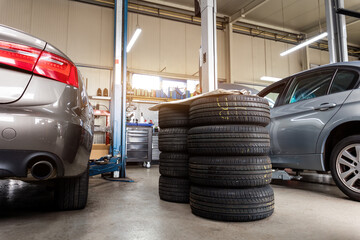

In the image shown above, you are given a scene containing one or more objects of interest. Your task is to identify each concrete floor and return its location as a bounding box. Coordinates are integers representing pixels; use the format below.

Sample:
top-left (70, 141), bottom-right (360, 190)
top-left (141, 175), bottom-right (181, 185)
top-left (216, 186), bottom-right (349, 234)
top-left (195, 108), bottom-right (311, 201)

top-left (0, 165), bottom-right (359, 240)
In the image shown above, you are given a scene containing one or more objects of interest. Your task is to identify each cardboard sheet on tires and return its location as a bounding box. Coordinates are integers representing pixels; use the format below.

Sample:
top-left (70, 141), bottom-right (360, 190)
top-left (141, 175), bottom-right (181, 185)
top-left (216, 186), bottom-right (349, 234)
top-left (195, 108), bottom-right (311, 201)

top-left (148, 89), bottom-right (251, 111)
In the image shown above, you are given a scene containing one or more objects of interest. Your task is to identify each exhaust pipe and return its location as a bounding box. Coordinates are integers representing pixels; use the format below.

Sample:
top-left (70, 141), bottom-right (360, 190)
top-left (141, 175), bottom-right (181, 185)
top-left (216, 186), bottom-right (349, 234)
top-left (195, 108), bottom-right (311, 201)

top-left (31, 161), bottom-right (54, 180)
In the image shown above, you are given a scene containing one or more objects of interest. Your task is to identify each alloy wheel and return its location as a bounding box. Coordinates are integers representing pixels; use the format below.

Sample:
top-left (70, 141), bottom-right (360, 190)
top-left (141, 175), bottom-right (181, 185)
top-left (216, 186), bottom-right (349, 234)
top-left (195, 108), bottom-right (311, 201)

top-left (336, 144), bottom-right (360, 193)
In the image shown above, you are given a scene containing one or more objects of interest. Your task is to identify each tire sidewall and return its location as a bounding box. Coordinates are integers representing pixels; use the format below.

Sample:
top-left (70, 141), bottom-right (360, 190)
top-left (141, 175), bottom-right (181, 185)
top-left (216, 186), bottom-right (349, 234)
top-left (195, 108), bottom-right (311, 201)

top-left (330, 135), bottom-right (360, 201)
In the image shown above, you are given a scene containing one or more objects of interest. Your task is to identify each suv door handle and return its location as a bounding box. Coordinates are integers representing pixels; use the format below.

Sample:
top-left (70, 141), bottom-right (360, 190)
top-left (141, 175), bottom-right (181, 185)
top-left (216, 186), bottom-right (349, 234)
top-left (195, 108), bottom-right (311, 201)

top-left (314, 103), bottom-right (337, 111)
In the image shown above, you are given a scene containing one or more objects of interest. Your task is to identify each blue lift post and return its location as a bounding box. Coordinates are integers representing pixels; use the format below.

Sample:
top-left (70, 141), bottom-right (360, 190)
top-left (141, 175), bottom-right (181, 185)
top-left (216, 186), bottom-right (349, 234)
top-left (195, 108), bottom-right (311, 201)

top-left (89, 0), bottom-right (132, 182)
top-left (120, 0), bottom-right (128, 178)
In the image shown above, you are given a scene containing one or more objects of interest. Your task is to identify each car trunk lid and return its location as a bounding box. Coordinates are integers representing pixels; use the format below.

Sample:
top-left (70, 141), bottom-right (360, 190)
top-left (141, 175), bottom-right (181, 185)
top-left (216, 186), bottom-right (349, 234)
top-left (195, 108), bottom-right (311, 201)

top-left (0, 25), bottom-right (46, 103)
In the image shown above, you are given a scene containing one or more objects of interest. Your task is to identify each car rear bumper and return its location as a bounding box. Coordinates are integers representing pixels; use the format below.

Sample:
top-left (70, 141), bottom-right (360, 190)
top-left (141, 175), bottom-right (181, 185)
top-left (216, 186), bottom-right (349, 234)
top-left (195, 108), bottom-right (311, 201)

top-left (0, 77), bottom-right (93, 179)
top-left (0, 108), bottom-right (92, 178)
top-left (0, 150), bottom-right (64, 178)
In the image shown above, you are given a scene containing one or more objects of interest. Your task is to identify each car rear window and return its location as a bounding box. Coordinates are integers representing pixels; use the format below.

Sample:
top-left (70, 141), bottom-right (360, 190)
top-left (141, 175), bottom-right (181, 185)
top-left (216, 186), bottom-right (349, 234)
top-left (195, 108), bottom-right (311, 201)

top-left (329, 70), bottom-right (359, 94)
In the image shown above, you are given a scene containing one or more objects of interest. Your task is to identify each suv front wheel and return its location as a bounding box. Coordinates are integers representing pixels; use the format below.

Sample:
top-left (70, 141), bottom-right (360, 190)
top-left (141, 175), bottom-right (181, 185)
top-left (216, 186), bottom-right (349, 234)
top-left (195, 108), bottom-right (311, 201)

top-left (330, 135), bottom-right (360, 201)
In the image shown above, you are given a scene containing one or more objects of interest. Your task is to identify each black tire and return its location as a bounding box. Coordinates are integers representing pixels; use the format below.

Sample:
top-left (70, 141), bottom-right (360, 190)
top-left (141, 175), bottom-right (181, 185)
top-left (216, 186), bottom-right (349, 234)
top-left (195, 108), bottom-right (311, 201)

top-left (188, 125), bottom-right (270, 156)
top-left (160, 152), bottom-right (189, 178)
top-left (190, 185), bottom-right (274, 222)
top-left (189, 156), bottom-right (272, 187)
top-left (159, 176), bottom-right (190, 203)
top-left (159, 128), bottom-right (188, 152)
top-left (54, 167), bottom-right (89, 210)
top-left (159, 105), bottom-right (189, 128)
top-left (189, 95), bottom-right (270, 127)
top-left (330, 135), bottom-right (360, 201)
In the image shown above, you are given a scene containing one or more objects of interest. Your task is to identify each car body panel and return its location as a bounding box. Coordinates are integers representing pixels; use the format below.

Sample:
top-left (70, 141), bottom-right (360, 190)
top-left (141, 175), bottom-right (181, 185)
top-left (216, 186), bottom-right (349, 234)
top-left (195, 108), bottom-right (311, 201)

top-left (0, 24), bottom-right (46, 50)
top-left (10, 75), bottom-right (66, 106)
top-left (0, 25), bottom-right (47, 104)
top-left (317, 88), bottom-right (360, 155)
top-left (269, 154), bottom-right (324, 171)
top-left (0, 25), bottom-right (93, 179)
top-left (269, 90), bottom-right (352, 155)
top-left (258, 61), bottom-right (360, 172)
top-left (0, 69), bottom-right (34, 103)
top-left (0, 75), bottom-right (93, 177)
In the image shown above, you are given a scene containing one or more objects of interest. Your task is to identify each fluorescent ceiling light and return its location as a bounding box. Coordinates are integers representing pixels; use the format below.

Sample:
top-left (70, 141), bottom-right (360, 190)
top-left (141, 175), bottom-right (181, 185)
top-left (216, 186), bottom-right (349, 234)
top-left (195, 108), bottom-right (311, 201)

top-left (260, 76), bottom-right (282, 82)
top-left (280, 32), bottom-right (328, 56)
top-left (127, 28), bottom-right (142, 53)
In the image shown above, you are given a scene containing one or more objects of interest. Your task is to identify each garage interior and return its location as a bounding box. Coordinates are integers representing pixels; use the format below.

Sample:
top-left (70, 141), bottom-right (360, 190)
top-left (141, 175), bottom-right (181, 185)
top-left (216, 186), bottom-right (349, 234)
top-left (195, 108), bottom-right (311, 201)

top-left (1, 0), bottom-right (360, 239)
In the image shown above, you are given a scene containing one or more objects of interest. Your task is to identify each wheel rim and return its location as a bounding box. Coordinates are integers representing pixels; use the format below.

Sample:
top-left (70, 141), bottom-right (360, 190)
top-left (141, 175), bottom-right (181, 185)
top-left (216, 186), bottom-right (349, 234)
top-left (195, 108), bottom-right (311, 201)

top-left (336, 144), bottom-right (360, 193)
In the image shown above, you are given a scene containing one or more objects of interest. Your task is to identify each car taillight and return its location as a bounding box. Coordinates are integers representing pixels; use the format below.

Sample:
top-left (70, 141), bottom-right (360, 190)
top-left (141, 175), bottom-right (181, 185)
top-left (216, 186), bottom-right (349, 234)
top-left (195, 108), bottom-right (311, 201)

top-left (0, 40), bottom-right (42, 71)
top-left (0, 40), bottom-right (78, 88)
top-left (34, 51), bottom-right (78, 88)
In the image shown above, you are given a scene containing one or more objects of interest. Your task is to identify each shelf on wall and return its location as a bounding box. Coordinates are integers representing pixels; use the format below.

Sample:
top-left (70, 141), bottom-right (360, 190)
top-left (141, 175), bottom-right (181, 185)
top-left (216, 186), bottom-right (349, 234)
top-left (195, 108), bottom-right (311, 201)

top-left (89, 95), bottom-right (183, 104)
top-left (126, 95), bottom-right (179, 103)
top-left (89, 96), bottom-right (111, 101)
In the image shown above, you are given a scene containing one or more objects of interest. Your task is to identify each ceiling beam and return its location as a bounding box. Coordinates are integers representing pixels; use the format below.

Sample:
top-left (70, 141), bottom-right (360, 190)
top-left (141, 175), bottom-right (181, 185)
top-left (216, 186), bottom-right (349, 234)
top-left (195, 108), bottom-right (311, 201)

top-left (237, 18), bottom-right (302, 35)
top-left (229, 0), bottom-right (269, 24)
top-left (72, 0), bottom-right (114, 8)
top-left (139, 0), bottom-right (195, 12)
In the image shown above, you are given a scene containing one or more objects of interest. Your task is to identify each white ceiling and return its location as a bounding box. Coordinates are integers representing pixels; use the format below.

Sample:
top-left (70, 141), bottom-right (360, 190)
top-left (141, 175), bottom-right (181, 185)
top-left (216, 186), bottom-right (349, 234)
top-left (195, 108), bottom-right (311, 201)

top-left (148, 0), bottom-right (360, 46)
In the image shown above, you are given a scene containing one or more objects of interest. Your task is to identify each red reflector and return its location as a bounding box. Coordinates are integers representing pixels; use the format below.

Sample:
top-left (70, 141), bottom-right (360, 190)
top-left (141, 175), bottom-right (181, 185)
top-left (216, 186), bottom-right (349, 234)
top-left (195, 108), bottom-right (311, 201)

top-left (0, 41), bottom-right (41, 71)
top-left (34, 51), bottom-right (78, 88)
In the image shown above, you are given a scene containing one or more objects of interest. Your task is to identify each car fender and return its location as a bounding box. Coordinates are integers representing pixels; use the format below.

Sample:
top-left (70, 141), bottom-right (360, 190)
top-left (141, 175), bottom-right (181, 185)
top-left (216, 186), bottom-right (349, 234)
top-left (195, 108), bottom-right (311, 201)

top-left (318, 115), bottom-right (360, 153)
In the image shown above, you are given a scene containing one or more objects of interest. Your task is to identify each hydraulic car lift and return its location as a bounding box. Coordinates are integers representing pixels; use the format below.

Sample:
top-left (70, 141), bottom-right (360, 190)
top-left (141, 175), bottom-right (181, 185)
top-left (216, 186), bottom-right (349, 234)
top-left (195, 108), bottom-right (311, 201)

top-left (89, 0), bottom-right (132, 181)
top-left (272, 170), bottom-right (302, 181)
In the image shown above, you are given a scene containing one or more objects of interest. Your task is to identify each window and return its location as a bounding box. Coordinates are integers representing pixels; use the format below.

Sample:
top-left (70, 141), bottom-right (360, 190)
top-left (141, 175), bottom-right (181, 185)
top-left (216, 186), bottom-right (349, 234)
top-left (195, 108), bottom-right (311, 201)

top-left (329, 70), bottom-right (359, 94)
top-left (187, 80), bottom-right (199, 93)
top-left (260, 83), bottom-right (286, 108)
top-left (161, 79), bottom-right (186, 94)
top-left (131, 74), bottom-right (201, 98)
top-left (132, 74), bottom-right (161, 91)
top-left (285, 70), bottom-right (335, 104)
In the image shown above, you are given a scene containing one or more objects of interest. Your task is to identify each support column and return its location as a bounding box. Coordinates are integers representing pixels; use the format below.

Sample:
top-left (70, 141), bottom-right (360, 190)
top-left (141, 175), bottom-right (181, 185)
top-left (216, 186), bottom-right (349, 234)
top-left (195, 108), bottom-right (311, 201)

top-left (300, 46), bottom-right (310, 70)
top-left (225, 22), bottom-right (234, 83)
top-left (112, 0), bottom-right (128, 178)
top-left (325, 0), bottom-right (348, 63)
top-left (111, 0), bottom-right (123, 157)
top-left (120, 0), bottom-right (129, 178)
top-left (200, 0), bottom-right (218, 93)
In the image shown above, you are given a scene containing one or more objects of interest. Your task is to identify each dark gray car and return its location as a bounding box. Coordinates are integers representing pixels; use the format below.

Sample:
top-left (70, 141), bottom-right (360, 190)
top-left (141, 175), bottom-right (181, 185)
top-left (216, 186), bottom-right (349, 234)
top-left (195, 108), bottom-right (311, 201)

top-left (0, 25), bottom-right (94, 210)
top-left (258, 61), bottom-right (360, 201)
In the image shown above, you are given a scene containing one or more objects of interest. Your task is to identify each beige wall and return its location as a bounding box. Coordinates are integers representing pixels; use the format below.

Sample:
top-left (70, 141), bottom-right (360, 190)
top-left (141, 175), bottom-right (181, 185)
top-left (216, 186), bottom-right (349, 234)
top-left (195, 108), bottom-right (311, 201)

top-left (127, 13), bottom-right (226, 80)
top-left (0, 0), bottom-right (114, 69)
top-left (127, 13), bottom-right (305, 86)
top-left (1, 0), bottom-right (358, 93)
top-left (309, 48), bottom-right (359, 66)
top-left (232, 34), bottom-right (303, 85)
top-left (0, 0), bottom-right (113, 98)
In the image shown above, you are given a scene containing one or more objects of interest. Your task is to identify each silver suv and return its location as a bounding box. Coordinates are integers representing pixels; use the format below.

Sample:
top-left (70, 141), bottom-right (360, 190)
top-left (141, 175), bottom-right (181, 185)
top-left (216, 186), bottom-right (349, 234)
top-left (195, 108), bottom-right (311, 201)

top-left (258, 62), bottom-right (360, 201)
top-left (0, 25), bottom-right (94, 210)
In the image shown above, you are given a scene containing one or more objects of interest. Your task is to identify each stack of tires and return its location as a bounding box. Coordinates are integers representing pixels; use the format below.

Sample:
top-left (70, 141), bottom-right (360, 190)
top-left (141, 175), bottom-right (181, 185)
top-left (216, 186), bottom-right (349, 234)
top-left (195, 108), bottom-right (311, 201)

top-left (188, 95), bottom-right (274, 222)
top-left (158, 105), bottom-right (190, 203)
